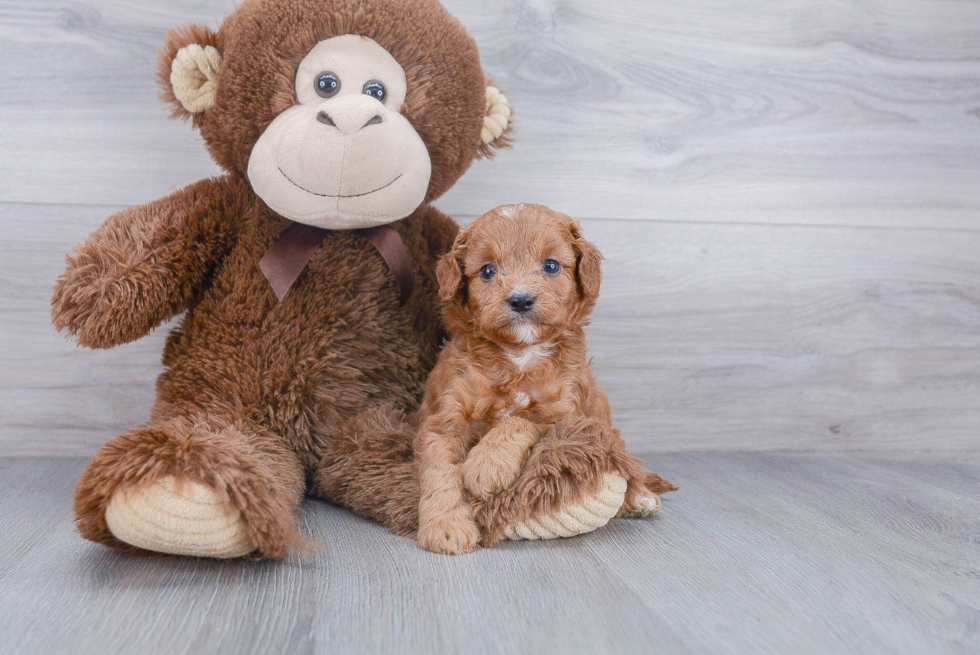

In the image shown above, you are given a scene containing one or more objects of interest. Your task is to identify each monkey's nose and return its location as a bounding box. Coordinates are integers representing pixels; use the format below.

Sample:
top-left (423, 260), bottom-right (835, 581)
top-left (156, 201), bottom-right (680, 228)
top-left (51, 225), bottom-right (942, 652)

top-left (507, 293), bottom-right (536, 314)
top-left (316, 110), bottom-right (384, 133)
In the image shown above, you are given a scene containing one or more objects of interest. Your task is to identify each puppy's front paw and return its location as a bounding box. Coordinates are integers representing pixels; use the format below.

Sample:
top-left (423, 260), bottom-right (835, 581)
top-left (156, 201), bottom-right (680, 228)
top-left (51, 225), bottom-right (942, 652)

top-left (418, 517), bottom-right (481, 555)
top-left (462, 450), bottom-right (521, 500)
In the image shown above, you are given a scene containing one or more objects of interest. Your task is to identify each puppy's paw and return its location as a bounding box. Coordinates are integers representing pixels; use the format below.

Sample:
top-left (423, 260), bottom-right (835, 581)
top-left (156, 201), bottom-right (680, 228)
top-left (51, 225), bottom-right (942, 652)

top-left (418, 517), bottom-right (481, 555)
top-left (462, 451), bottom-right (521, 500)
top-left (462, 420), bottom-right (537, 499)
top-left (622, 493), bottom-right (661, 518)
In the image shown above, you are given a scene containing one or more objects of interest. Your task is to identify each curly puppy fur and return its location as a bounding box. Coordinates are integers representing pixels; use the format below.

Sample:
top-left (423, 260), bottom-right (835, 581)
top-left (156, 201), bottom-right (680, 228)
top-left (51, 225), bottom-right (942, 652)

top-left (414, 204), bottom-right (676, 554)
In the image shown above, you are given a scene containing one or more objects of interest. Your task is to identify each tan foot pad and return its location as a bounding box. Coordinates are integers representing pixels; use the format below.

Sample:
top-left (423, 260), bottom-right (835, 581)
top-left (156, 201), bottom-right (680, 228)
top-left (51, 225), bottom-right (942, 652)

top-left (104, 476), bottom-right (254, 558)
top-left (625, 494), bottom-right (661, 518)
top-left (501, 473), bottom-right (627, 540)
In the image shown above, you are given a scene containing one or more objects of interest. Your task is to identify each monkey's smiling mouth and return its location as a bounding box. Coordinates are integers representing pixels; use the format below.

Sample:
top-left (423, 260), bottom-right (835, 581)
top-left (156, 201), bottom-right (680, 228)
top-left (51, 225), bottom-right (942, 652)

top-left (277, 166), bottom-right (402, 199)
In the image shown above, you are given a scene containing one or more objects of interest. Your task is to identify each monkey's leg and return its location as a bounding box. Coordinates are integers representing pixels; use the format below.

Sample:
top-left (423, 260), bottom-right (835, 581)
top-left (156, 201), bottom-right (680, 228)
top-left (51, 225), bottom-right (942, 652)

top-left (74, 415), bottom-right (306, 559)
top-left (311, 406), bottom-right (421, 538)
top-left (473, 417), bottom-right (650, 546)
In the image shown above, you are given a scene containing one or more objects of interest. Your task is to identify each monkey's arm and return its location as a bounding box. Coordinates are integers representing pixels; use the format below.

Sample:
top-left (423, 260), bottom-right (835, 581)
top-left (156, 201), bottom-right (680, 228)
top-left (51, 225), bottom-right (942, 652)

top-left (52, 176), bottom-right (250, 349)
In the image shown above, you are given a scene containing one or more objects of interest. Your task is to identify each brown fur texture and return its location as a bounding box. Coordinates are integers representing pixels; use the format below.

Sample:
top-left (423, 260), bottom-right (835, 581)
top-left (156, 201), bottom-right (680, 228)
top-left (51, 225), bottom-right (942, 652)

top-left (413, 204), bottom-right (675, 554)
top-left (313, 405), bottom-right (421, 538)
top-left (62, 175), bottom-right (459, 556)
top-left (55, 0), bottom-right (497, 559)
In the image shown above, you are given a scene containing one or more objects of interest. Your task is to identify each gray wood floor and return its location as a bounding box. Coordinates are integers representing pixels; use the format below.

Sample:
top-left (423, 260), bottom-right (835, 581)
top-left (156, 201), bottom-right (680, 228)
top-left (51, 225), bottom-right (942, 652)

top-left (1, 453), bottom-right (978, 655)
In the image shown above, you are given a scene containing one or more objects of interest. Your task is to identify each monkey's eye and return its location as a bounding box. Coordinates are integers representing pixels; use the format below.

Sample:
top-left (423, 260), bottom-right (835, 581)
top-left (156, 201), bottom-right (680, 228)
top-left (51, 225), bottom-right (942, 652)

top-left (315, 72), bottom-right (341, 98)
top-left (542, 259), bottom-right (561, 275)
top-left (363, 80), bottom-right (387, 103)
top-left (479, 263), bottom-right (497, 281)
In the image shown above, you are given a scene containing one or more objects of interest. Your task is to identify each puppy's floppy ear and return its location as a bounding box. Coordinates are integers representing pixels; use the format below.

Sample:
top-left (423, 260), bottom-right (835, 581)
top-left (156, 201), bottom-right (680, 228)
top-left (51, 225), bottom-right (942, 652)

top-left (570, 220), bottom-right (603, 304)
top-left (437, 228), bottom-right (471, 306)
top-left (158, 24), bottom-right (222, 122)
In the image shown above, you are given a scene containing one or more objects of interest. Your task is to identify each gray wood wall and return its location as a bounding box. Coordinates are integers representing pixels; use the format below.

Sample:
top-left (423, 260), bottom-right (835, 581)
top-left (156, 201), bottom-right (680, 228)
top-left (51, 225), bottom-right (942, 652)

top-left (1, 0), bottom-right (978, 456)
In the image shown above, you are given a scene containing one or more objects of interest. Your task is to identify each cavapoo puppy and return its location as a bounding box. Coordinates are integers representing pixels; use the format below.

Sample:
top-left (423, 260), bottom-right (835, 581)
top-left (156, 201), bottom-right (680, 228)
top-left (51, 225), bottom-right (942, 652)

top-left (416, 203), bottom-right (675, 555)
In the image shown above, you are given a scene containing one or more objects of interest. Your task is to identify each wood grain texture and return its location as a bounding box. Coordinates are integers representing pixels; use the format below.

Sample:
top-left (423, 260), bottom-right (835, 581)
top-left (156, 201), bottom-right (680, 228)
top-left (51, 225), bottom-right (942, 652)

top-left (0, 453), bottom-right (977, 654)
top-left (0, 0), bottom-right (978, 227)
top-left (4, 203), bottom-right (977, 456)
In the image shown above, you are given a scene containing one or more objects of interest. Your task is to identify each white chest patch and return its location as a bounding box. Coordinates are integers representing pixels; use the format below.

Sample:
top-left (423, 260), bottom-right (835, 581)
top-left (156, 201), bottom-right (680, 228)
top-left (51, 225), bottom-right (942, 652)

top-left (508, 342), bottom-right (555, 371)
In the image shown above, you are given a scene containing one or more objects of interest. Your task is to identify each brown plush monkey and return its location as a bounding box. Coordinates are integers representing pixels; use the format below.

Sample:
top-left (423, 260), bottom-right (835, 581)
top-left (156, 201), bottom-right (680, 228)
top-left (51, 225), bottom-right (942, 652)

top-left (53, 0), bottom-right (652, 559)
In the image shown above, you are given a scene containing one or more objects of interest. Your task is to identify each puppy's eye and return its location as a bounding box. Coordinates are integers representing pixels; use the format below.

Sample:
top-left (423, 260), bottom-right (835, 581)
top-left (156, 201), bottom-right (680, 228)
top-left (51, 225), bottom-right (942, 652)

top-left (542, 259), bottom-right (561, 275)
top-left (315, 72), bottom-right (341, 98)
top-left (363, 80), bottom-right (386, 103)
top-left (479, 263), bottom-right (497, 281)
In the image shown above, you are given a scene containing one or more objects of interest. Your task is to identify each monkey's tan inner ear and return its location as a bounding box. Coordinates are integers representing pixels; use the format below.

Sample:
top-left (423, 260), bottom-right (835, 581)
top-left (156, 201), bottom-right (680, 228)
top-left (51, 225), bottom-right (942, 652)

top-left (481, 86), bottom-right (511, 145)
top-left (171, 44), bottom-right (222, 114)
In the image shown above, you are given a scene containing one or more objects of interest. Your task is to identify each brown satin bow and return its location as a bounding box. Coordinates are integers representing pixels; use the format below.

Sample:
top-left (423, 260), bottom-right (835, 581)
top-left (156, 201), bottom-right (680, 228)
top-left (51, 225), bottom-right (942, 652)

top-left (258, 222), bottom-right (415, 304)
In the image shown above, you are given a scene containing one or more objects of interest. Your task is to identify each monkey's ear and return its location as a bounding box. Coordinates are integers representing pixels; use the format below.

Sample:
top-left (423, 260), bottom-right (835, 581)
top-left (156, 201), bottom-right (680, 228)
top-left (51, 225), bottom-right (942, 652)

top-left (477, 82), bottom-right (513, 159)
top-left (157, 24), bottom-right (222, 120)
top-left (436, 228), bottom-right (471, 307)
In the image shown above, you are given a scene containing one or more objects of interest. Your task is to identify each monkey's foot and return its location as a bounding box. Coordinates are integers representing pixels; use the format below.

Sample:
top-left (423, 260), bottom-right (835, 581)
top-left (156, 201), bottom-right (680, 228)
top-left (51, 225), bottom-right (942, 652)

top-left (501, 473), bottom-right (626, 540)
top-left (104, 476), bottom-right (254, 558)
top-left (623, 493), bottom-right (661, 518)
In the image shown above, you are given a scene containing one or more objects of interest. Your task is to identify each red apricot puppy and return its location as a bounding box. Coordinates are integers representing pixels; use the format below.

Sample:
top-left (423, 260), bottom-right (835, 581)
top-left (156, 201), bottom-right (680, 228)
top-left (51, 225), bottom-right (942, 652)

top-left (416, 203), bottom-right (674, 555)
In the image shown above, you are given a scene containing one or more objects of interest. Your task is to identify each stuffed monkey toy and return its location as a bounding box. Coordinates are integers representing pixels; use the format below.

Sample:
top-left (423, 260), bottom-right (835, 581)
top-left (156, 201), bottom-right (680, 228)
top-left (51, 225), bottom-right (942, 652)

top-left (53, 0), bottom-right (650, 559)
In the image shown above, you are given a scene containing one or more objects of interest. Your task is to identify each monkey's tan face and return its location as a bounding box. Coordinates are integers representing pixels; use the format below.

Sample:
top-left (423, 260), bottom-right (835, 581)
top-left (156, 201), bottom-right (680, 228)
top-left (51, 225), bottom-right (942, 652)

top-left (247, 35), bottom-right (432, 229)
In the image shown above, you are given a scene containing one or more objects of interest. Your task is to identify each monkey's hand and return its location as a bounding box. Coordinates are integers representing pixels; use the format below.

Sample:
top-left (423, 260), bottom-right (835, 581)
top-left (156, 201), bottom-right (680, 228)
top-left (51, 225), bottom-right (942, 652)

top-left (52, 225), bottom-right (174, 348)
top-left (52, 177), bottom-right (246, 348)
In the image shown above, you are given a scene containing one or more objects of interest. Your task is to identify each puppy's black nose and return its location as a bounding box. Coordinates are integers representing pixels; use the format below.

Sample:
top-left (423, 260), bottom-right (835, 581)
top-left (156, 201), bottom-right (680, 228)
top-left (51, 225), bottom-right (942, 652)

top-left (507, 293), bottom-right (536, 314)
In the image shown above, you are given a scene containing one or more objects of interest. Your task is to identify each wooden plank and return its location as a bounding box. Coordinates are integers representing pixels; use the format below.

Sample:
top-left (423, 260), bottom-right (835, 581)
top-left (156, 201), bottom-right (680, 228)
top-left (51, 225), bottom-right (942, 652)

top-left (586, 450), bottom-right (980, 654)
top-left (0, 0), bottom-right (978, 227)
top-left (0, 453), bottom-right (977, 654)
top-left (585, 219), bottom-right (980, 451)
top-left (4, 203), bottom-right (979, 455)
